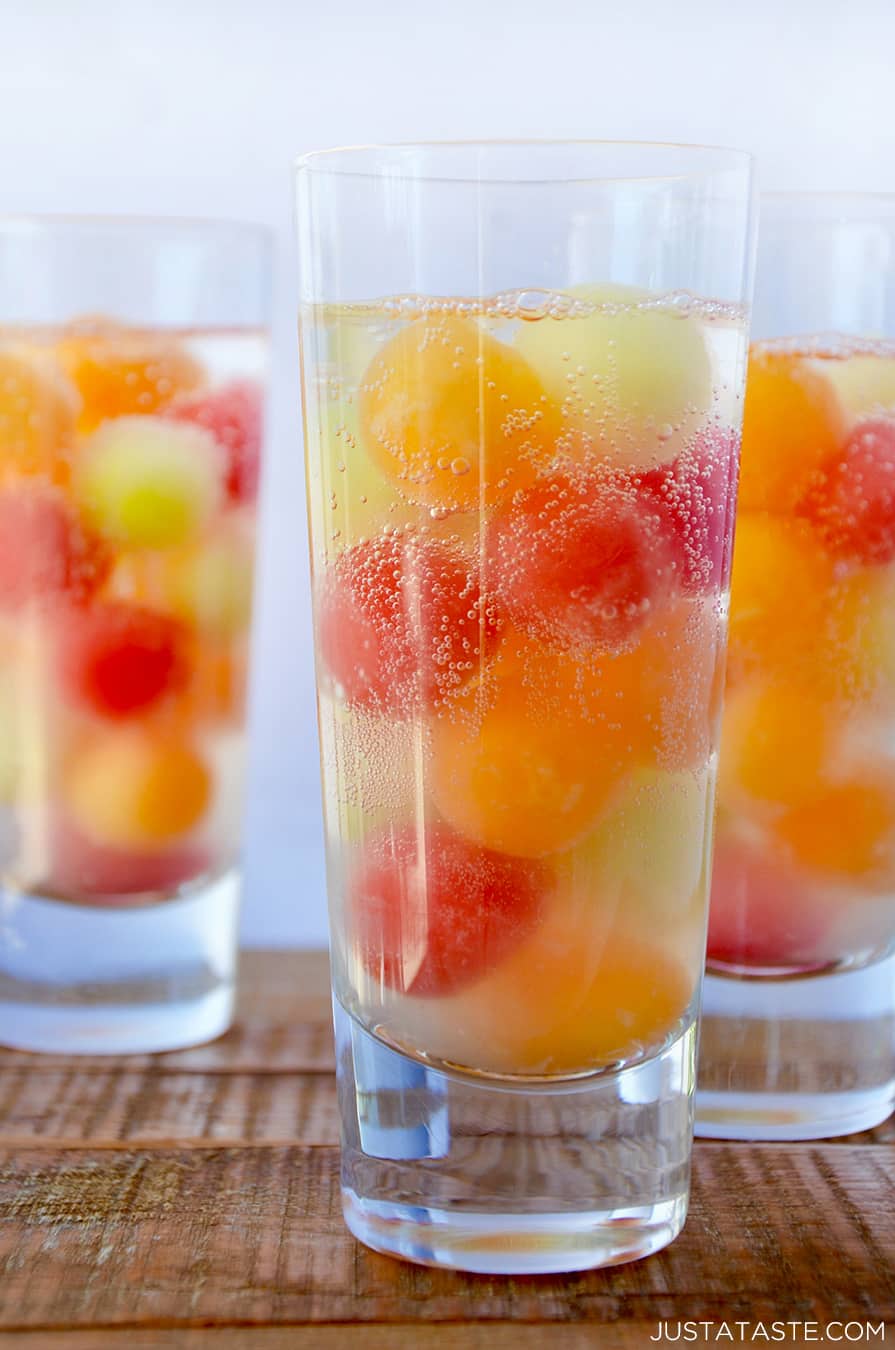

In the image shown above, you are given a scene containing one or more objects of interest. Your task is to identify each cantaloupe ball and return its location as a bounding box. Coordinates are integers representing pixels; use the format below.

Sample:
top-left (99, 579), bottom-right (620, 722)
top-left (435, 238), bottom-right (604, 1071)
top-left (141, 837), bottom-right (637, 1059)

top-left (64, 733), bottom-right (211, 849)
top-left (359, 314), bottom-right (559, 511)
top-left (726, 513), bottom-right (836, 685)
top-left (738, 347), bottom-right (846, 512)
top-left (718, 682), bottom-right (839, 810)
top-left (775, 777), bottom-right (895, 883)
top-left (57, 321), bottom-right (204, 433)
top-left (514, 283), bottom-right (712, 472)
top-left (399, 890), bottom-right (695, 1077)
top-left (75, 416), bottom-right (223, 549)
top-left (0, 345), bottom-right (79, 483)
top-left (428, 631), bottom-right (634, 858)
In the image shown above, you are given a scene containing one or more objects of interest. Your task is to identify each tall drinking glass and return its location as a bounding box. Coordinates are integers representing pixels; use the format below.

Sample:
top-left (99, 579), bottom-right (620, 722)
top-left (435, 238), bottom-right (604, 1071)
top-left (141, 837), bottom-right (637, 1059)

top-left (698, 194), bottom-right (895, 1139)
top-left (0, 217), bottom-right (271, 1053)
top-left (297, 142), bottom-right (755, 1272)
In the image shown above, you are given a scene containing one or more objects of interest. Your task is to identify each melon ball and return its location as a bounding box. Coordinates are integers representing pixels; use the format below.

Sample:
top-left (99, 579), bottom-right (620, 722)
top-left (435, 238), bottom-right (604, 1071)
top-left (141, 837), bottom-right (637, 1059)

top-left (64, 733), bottom-right (212, 849)
top-left (0, 345), bottom-right (79, 482)
top-left (515, 282), bottom-right (713, 471)
top-left (75, 416), bottom-right (224, 549)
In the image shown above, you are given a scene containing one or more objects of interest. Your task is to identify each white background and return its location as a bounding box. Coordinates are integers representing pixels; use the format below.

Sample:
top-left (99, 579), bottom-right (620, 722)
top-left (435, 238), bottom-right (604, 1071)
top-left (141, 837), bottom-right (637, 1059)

top-left (2, 0), bottom-right (893, 945)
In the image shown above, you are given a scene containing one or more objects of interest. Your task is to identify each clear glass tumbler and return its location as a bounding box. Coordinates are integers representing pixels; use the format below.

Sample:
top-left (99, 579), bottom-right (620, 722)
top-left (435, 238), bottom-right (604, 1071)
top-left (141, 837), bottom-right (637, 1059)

top-left (297, 142), bottom-right (755, 1272)
top-left (0, 217), bottom-right (271, 1053)
top-left (697, 194), bottom-right (895, 1140)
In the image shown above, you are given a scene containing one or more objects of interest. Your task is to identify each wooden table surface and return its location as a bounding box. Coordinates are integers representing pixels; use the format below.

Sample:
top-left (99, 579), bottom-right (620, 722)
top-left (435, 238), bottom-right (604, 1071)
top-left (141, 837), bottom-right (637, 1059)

top-left (1, 950), bottom-right (893, 1349)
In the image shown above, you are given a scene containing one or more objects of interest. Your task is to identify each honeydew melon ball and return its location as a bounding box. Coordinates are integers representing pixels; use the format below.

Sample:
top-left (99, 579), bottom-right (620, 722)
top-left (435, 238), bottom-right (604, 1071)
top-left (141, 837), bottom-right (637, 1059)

top-left (75, 416), bottom-right (223, 550)
top-left (514, 282), bottom-right (712, 471)
top-left (164, 523), bottom-right (255, 638)
top-left (822, 353), bottom-right (895, 420)
top-left (566, 765), bottom-right (713, 921)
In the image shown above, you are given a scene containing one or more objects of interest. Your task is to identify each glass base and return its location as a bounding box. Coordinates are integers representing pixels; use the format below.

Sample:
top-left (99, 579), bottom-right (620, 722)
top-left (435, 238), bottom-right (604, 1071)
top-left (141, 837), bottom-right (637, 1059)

top-left (0, 869), bottom-right (240, 1054)
top-left (333, 998), bottom-right (695, 1274)
top-left (695, 953), bottom-right (895, 1140)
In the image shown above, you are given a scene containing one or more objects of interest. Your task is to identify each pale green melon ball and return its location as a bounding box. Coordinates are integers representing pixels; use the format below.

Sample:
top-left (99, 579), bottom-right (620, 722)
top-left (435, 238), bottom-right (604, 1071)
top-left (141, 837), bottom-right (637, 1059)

top-left (76, 416), bottom-right (223, 550)
top-left (515, 282), bottom-right (712, 471)
top-left (167, 527), bottom-right (255, 638)
top-left (822, 354), bottom-right (895, 420)
top-left (575, 765), bottom-right (713, 919)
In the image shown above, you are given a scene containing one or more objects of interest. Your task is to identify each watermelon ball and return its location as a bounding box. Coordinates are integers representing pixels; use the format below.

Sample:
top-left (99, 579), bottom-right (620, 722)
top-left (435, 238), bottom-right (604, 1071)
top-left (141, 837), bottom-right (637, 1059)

top-left (76, 416), bottom-right (224, 550)
top-left (64, 733), bottom-right (212, 850)
top-left (798, 416), bottom-right (895, 566)
top-left (349, 823), bottom-right (549, 997)
top-left (50, 815), bottom-right (209, 901)
top-left (164, 380), bottom-right (263, 505)
top-left (318, 533), bottom-right (500, 716)
top-left (487, 471), bottom-right (677, 651)
top-left (0, 483), bottom-right (109, 610)
top-left (707, 833), bottom-right (824, 971)
top-left (639, 426), bottom-right (739, 593)
top-left (58, 601), bottom-right (191, 719)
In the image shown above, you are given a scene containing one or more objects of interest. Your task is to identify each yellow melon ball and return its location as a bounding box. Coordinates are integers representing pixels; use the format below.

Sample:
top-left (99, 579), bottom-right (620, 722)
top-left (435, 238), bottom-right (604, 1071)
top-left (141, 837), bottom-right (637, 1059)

top-left (514, 282), bottom-right (713, 472)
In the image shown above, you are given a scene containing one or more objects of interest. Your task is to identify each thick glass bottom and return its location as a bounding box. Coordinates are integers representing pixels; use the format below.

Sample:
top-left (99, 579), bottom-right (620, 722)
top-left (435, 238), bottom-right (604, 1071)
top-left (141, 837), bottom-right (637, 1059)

top-left (333, 998), bottom-right (695, 1274)
top-left (695, 953), bottom-right (895, 1140)
top-left (0, 869), bottom-right (239, 1054)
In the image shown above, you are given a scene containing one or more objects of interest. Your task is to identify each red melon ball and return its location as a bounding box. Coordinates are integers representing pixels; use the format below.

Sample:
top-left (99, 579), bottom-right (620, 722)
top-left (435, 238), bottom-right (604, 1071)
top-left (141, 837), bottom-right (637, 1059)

top-left (58, 601), bottom-right (191, 718)
top-left (798, 415), bottom-right (895, 565)
top-left (486, 471), bottom-right (678, 650)
top-left (164, 379), bottom-right (263, 504)
top-left (349, 824), bottom-right (549, 997)
top-left (318, 533), bottom-right (499, 716)
top-left (0, 483), bottom-right (109, 610)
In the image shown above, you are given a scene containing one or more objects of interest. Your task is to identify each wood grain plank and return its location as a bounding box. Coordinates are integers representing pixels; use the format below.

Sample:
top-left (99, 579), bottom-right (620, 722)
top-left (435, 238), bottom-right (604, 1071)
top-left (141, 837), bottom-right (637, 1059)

top-left (0, 1068), bottom-right (341, 1146)
top-left (0, 951), bottom-right (335, 1074)
top-left (1, 1144), bottom-right (892, 1330)
top-left (0, 1328), bottom-right (669, 1349)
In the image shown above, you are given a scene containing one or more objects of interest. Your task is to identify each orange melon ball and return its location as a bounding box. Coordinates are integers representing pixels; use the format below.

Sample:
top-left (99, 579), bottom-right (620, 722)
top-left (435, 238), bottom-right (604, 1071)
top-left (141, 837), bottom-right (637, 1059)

top-left (738, 347), bottom-right (846, 513)
top-left (775, 778), bottom-right (895, 881)
top-left (630, 597), bottom-right (724, 772)
top-left (57, 321), bottom-right (204, 433)
top-left (429, 632), bottom-right (633, 858)
top-left (64, 733), bottom-right (211, 849)
top-left (358, 315), bottom-right (559, 512)
top-left (719, 682), bottom-right (838, 810)
top-left (726, 513), bottom-right (836, 685)
top-left (179, 644), bottom-right (248, 726)
top-left (0, 346), bottom-right (79, 483)
top-left (452, 892), bottom-right (694, 1075)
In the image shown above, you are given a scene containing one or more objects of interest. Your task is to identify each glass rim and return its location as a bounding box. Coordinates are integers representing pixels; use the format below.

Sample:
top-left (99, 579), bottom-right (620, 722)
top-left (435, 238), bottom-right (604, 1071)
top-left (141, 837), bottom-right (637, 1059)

top-left (763, 190), bottom-right (895, 203)
top-left (0, 212), bottom-right (274, 244)
top-left (294, 138), bottom-right (754, 185)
